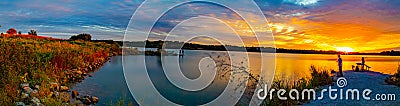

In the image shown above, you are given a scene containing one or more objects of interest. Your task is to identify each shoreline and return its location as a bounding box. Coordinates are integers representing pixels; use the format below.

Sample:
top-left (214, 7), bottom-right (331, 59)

top-left (0, 36), bottom-right (121, 105)
top-left (305, 70), bottom-right (400, 105)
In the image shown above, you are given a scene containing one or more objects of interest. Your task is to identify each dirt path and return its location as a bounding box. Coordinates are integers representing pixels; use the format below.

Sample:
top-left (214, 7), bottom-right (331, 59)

top-left (305, 70), bottom-right (400, 105)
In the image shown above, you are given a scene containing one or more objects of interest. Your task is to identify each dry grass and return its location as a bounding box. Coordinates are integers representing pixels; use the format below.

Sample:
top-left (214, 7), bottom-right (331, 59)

top-left (0, 36), bottom-right (120, 105)
top-left (264, 65), bottom-right (334, 106)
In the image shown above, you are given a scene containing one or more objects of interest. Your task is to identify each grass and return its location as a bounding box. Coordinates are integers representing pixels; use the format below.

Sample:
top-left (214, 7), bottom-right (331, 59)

top-left (264, 65), bottom-right (334, 106)
top-left (110, 96), bottom-right (135, 106)
top-left (0, 36), bottom-right (120, 105)
top-left (385, 65), bottom-right (400, 86)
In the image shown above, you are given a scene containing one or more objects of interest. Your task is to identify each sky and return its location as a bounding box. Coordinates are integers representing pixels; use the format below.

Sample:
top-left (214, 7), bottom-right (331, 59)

top-left (0, 0), bottom-right (400, 52)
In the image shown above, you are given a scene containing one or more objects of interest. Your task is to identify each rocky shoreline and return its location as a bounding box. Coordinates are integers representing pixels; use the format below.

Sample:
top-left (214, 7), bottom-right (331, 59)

top-left (15, 56), bottom-right (115, 106)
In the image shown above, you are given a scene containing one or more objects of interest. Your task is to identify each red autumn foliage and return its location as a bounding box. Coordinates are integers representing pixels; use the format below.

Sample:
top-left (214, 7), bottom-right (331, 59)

top-left (6, 28), bottom-right (17, 35)
top-left (1, 34), bottom-right (62, 40)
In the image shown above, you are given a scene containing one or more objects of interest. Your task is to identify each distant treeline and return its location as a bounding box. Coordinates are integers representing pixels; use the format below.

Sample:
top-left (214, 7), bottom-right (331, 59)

top-left (91, 40), bottom-right (400, 56)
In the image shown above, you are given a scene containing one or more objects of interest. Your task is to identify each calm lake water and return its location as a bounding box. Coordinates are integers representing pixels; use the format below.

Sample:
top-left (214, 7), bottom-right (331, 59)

top-left (71, 50), bottom-right (400, 105)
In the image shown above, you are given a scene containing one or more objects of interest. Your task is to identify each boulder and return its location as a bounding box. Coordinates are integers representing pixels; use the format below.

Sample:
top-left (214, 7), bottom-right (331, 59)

top-left (91, 96), bottom-right (99, 104)
top-left (30, 97), bottom-right (40, 104)
top-left (72, 90), bottom-right (79, 98)
top-left (21, 92), bottom-right (29, 99)
top-left (30, 89), bottom-right (39, 97)
top-left (20, 83), bottom-right (29, 89)
top-left (32, 89), bottom-right (39, 94)
top-left (60, 86), bottom-right (69, 91)
top-left (34, 85), bottom-right (40, 90)
top-left (15, 102), bottom-right (25, 106)
top-left (32, 102), bottom-right (44, 106)
top-left (53, 91), bottom-right (59, 97)
top-left (82, 97), bottom-right (92, 105)
top-left (23, 87), bottom-right (33, 94)
top-left (82, 72), bottom-right (87, 76)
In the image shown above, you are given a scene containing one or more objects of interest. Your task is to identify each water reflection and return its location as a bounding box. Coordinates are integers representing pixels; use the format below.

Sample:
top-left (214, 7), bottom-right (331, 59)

top-left (71, 50), bottom-right (400, 105)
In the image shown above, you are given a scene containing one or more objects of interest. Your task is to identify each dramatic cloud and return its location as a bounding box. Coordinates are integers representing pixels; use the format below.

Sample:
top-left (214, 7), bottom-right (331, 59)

top-left (0, 0), bottom-right (399, 52)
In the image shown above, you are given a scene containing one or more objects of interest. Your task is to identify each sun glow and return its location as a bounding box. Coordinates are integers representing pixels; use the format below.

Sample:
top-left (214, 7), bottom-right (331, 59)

top-left (336, 47), bottom-right (354, 52)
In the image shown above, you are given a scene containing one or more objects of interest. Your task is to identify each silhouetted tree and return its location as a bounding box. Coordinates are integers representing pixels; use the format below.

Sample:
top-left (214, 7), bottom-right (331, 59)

top-left (18, 31), bottom-right (22, 35)
top-left (28, 30), bottom-right (37, 36)
top-left (69, 33), bottom-right (92, 41)
top-left (6, 28), bottom-right (17, 35)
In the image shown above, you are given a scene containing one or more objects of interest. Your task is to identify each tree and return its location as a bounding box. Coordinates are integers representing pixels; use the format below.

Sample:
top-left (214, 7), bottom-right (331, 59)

top-left (28, 30), bottom-right (37, 36)
top-left (18, 31), bottom-right (22, 35)
top-left (6, 28), bottom-right (17, 35)
top-left (69, 33), bottom-right (92, 41)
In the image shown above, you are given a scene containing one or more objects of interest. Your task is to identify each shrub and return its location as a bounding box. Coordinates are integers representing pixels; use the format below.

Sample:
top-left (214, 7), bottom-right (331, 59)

top-left (385, 65), bottom-right (400, 86)
top-left (264, 65), bottom-right (334, 105)
top-left (28, 30), bottom-right (37, 36)
top-left (6, 28), bottom-right (17, 35)
top-left (69, 33), bottom-right (91, 41)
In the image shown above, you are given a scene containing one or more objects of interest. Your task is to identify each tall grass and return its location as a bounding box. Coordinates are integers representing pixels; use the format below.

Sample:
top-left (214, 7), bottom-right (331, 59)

top-left (385, 65), bottom-right (400, 86)
top-left (0, 36), bottom-right (120, 105)
top-left (264, 65), bottom-right (334, 105)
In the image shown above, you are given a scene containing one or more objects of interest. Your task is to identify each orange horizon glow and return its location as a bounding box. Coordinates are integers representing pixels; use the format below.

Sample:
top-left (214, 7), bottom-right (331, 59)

top-left (336, 47), bottom-right (354, 53)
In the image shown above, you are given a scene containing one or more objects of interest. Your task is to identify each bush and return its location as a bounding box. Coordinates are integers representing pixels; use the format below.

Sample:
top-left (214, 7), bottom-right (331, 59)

top-left (385, 65), bottom-right (400, 86)
top-left (28, 30), bottom-right (37, 36)
top-left (264, 65), bottom-right (334, 105)
top-left (6, 28), bottom-right (17, 35)
top-left (69, 33), bottom-right (91, 41)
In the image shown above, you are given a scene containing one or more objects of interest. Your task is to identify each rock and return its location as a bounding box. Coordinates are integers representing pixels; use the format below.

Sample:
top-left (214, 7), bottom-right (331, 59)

top-left (82, 72), bottom-right (87, 76)
top-left (91, 96), bottom-right (99, 104)
top-left (60, 86), bottom-right (69, 91)
top-left (21, 92), bottom-right (29, 99)
top-left (30, 89), bottom-right (39, 97)
top-left (20, 83), bottom-right (29, 89)
top-left (34, 85), bottom-right (40, 90)
top-left (72, 90), bottom-right (79, 98)
top-left (32, 102), bottom-right (44, 106)
top-left (30, 97), bottom-right (41, 104)
top-left (15, 102), bottom-right (25, 106)
top-left (32, 89), bottom-right (39, 94)
top-left (22, 86), bottom-right (33, 94)
top-left (53, 91), bottom-right (59, 97)
top-left (62, 103), bottom-right (70, 106)
top-left (82, 97), bottom-right (92, 105)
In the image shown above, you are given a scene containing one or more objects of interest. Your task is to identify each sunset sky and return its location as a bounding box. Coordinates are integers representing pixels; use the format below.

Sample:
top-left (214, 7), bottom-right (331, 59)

top-left (1, 0), bottom-right (400, 52)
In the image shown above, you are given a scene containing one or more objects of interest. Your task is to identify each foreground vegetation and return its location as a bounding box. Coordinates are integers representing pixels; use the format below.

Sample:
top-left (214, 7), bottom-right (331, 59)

top-left (385, 65), bottom-right (400, 87)
top-left (0, 35), bottom-right (120, 105)
top-left (264, 66), bottom-right (334, 105)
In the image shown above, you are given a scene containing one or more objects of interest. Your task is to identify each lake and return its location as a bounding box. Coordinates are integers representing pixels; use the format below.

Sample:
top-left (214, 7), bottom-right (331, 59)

top-left (71, 50), bottom-right (400, 105)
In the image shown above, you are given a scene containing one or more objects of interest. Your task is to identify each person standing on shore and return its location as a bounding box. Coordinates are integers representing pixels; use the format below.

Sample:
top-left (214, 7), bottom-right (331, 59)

top-left (361, 57), bottom-right (365, 71)
top-left (337, 54), bottom-right (343, 77)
